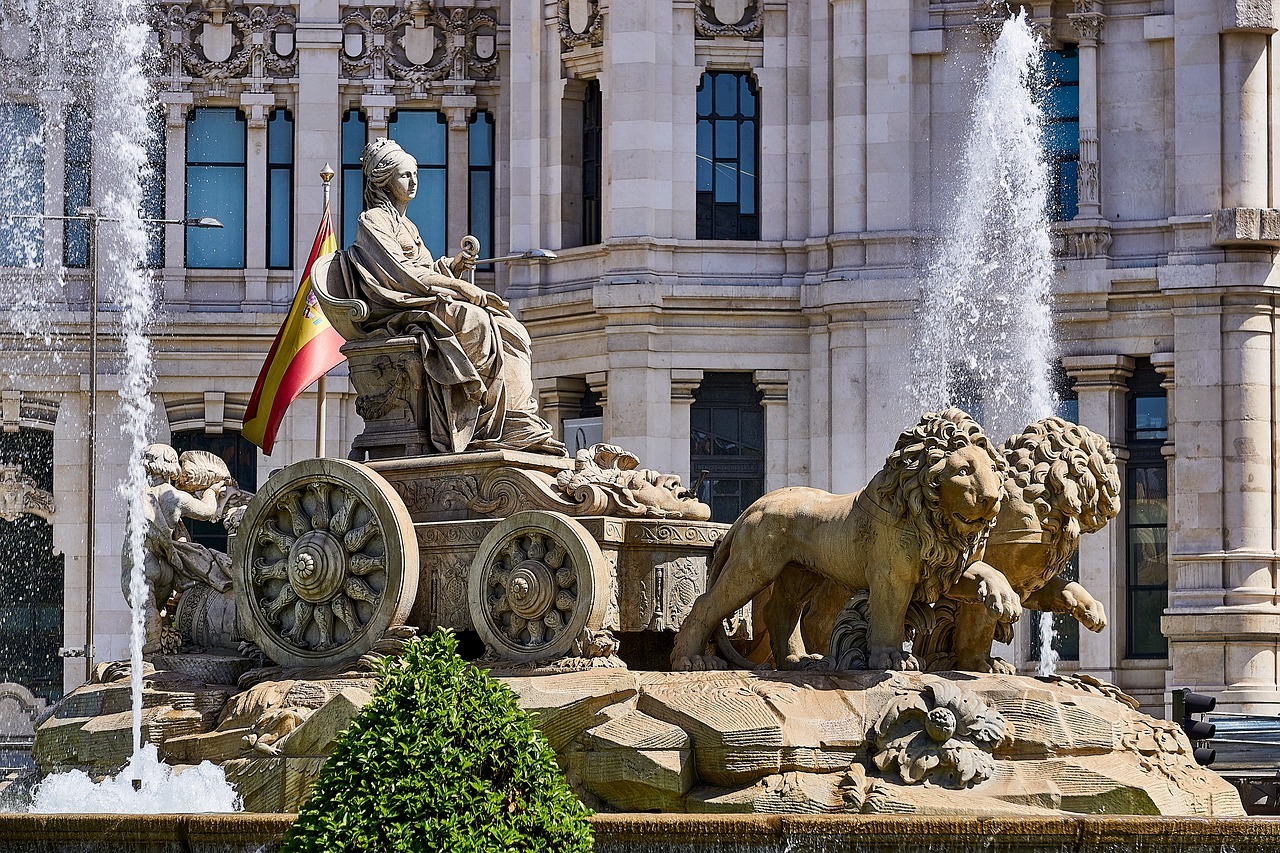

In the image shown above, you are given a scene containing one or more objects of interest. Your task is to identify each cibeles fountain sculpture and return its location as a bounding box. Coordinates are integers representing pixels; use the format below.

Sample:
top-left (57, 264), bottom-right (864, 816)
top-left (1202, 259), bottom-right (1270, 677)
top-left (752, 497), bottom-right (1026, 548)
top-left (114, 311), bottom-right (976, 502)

top-left (31, 138), bottom-right (1241, 817)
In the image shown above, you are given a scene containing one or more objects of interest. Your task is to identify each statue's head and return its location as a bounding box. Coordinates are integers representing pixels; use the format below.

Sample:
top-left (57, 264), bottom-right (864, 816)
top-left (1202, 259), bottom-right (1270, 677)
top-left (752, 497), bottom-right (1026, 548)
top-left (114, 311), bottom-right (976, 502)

top-left (361, 138), bottom-right (417, 211)
top-left (142, 443), bottom-right (180, 481)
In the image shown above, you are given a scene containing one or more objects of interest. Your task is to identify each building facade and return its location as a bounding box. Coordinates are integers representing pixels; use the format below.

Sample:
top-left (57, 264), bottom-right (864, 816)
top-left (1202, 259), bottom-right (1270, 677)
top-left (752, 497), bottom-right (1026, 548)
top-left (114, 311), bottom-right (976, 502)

top-left (0, 0), bottom-right (1278, 717)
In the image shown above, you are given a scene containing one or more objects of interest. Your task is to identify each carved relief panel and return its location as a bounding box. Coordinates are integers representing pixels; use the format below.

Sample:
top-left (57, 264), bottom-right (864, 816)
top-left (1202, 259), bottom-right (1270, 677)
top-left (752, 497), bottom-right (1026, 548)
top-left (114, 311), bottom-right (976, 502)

top-left (339, 3), bottom-right (499, 95)
top-left (156, 0), bottom-right (298, 96)
top-left (695, 0), bottom-right (762, 38)
top-left (557, 0), bottom-right (602, 50)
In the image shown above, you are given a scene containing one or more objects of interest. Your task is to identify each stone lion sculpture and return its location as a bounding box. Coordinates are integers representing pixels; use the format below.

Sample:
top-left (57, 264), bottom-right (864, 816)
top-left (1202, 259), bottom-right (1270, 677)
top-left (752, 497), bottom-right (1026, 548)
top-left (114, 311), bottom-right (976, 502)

top-left (670, 408), bottom-right (1022, 672)
top-left (913, 416), bottom-right (1121, 672)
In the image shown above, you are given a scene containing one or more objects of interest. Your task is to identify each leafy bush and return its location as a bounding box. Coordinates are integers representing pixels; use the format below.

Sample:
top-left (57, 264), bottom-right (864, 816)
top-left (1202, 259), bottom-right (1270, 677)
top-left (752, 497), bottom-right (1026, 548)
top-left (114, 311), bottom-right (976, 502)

top-left (281, 630), bottom-right (594, 853)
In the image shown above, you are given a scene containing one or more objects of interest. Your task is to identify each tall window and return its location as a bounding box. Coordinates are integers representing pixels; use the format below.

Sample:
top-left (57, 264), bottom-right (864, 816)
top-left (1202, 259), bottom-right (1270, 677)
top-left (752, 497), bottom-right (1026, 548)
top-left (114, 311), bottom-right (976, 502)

top-left (142, 108), bottom-right (165, 268)
top-left (64, 103), bottom-right (91, 268)
top-left (1125, 359), bottom-right (1168, 659)
top-left (582, 80), bottom-right (602, 246)
top-left (185, 108), bottom-right (246, 268)
top-left (468, 111), bottom-right (494, 265)
top-left (0, 104), bottom-right (44, 267)
top-left (267, 109), bottom-right (294, 269)
top-left (691, 373), bottom-right (765, 523)
top-left (0, 428), bottom-right (63, 701)
top-left (341, 109), bottom-right (367, 248)
top-left (389, 110), bottom-right (447, 258)
top-left (696, 71), bottom-right (759, 241)
top-left (1043, 48), bottom-right (1080, 222)
top-left (170, 430), bottom-right (258, 553)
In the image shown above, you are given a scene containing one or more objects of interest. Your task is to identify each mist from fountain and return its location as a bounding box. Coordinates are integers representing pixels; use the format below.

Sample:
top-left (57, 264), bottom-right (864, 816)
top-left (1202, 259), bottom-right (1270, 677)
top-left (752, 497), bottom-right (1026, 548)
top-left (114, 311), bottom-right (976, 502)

top-left (0, 0), bottom-right (239, 812)
top-left (912, 11), bottom-right (1061, 671)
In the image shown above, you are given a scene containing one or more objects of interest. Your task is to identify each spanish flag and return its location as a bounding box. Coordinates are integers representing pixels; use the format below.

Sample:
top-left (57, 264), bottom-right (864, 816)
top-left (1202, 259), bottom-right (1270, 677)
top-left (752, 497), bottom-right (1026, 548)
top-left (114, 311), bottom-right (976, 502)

top-left (242, 205), bottom-right (345, 454)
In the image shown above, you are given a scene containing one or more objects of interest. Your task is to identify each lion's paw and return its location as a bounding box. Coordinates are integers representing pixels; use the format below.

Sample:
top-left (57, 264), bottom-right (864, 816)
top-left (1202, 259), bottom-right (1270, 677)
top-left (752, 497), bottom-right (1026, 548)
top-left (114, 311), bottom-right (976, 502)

top-left (868, 648), bottom-right (920, 672)
top-left (1074, 600), bottom-right (1107, 632)
top-left (955, 654), bottom-right (1015, 674)
top-left (672, 654), bottom-right (728, 672)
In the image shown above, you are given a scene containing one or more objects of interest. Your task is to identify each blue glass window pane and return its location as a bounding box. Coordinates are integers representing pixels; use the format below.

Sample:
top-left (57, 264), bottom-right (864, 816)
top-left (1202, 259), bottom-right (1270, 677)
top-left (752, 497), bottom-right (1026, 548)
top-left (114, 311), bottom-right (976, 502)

top-left (1045, 87), bottom-right (1079, 121)
top-left (342, 110), bottom-right (365, 163)
top-left (65, 106), bottom-right (90, 162)
top-left (469, 112), bottom-right (492, 167)
top-left (1044, 121), bottom-right (1078, 153)
top-left (739, 174), bottom-right (755, 215)
top-left (696, 121), bottom-right (712, 192)
top-left (186, 165), bottom-right (246, 267)
top-left (739, 123), bottom-right (755, 175)
top-left (267, 111), bottom-right (293, 165)
top-left (342, 169), bottom-right (362, 248)
top-left (391, 111), bottom-right (447, 166)
top-left (739, 76), bottom-right (755, 117)
top-left (715, 120), bottom-right (737, 158)
top-left (268, 170), bottom-right (292, 268)
top-left (470, 172), bottom-right (491, 257)
top-left (714, 163), bottom-right (737, 203)
top-left (696, 80), bottom-right (712, 117)
top-left (1057, 160), bottom-right (1078, 219)
top-left (187, 109), bottom-right (245, 164)
top-left (1045, 51), bottom-right (1079, 84)
top-left (407, 167), bottom-right (447, 258)
top-left (714, 73), bottom-right (736, 113)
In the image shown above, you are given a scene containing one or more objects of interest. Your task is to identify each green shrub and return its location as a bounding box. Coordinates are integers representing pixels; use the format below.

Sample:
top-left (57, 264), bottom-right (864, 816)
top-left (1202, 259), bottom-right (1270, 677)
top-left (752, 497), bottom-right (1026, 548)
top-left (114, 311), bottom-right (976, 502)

top-left (281, 630), bottom-right (594, 853)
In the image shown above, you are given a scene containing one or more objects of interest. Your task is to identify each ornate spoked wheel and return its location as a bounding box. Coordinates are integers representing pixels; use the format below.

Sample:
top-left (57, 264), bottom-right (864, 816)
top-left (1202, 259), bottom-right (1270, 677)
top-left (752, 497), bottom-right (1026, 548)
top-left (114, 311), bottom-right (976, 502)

top-left (232, 458), bottom-right (419, 668)
top-left (468, 511), bottom-right (610, 663)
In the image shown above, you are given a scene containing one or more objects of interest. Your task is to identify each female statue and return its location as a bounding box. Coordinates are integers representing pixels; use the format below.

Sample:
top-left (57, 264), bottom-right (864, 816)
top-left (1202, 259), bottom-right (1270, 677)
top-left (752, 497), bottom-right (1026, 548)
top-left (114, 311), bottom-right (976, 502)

top-left (315, 138), bottom-right (564, 456)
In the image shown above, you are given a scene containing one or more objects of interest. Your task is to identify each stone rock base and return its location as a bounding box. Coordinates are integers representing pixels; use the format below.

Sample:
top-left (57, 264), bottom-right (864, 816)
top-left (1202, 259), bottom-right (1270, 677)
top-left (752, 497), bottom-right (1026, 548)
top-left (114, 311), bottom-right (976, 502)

top-left (33, 662), bottom-right (1244, 817)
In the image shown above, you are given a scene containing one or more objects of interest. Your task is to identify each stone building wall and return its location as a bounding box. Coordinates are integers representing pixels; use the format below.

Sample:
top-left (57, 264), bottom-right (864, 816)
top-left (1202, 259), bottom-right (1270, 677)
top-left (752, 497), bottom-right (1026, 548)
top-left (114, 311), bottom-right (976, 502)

top-left (0, 0), bottom-right (1276, 716)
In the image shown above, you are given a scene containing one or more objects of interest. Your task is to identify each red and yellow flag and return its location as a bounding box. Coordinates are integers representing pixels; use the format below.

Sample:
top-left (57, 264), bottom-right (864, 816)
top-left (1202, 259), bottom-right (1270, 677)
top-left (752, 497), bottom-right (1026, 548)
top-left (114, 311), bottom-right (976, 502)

top-left (242, 205), bottom-right (345, 454)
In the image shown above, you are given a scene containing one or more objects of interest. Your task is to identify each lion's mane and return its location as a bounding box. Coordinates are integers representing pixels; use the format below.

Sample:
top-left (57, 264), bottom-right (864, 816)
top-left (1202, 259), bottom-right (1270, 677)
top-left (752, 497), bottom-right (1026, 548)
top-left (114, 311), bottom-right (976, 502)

top-left (1001, 416), bottom-right (1121, 583)
top-left (874, 408), bottom-right (1008, 603)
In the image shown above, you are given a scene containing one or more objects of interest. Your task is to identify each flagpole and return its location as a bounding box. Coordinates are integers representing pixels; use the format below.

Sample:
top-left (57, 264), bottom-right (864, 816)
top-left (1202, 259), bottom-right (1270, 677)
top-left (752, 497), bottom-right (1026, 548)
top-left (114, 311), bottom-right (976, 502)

top-left (316, 164), bottom-right (334, 458)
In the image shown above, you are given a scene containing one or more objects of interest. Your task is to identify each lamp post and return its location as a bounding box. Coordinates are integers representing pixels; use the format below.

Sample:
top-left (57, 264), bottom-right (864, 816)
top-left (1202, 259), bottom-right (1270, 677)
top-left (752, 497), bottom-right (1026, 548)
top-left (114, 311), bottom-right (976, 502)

top-left (466, 247), bottom-right (558, 286)
top-left (5, 210), bottom-right (222, 678)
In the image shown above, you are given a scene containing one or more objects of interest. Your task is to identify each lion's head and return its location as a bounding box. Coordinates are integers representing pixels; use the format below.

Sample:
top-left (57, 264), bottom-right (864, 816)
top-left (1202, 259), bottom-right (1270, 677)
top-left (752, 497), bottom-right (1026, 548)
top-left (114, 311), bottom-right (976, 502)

top-left (1000, 416), bottom-right (1121, 581)
top-left (876, 408), bottom-right (1008, 602)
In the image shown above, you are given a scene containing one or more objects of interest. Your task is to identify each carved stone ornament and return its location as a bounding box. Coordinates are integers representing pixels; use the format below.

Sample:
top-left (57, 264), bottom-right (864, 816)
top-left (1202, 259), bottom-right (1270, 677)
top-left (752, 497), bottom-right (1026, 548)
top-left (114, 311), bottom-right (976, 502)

top-left (157, 1), bottom-right (298, 94)
top-left (695, 0), bottom-right (763, 38)
top-left (1077, 127), bottom-right (1101, 209)
top-left (467, 510), bottom-right (613, 664)
top-left (870, 678), bottom-right (1008, 787)
top-left (555, 443), bottom-right (712, 521)
top-left (339, 3), bottom-right (499, 93)
top-left (0, 463), bottom-right (53, 523)
top-left (558, 0), bottom-right (603, 50)
top-left (231, 458), bottom-right (419, 669)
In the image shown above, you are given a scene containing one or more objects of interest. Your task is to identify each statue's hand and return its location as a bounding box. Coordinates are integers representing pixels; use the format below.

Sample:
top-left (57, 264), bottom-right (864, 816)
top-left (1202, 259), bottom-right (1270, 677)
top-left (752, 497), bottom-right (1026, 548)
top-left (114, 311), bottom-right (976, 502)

top-left (455, 280), bottom-right (492, 306)
top-left (449, 249), bottom-right (478, 276)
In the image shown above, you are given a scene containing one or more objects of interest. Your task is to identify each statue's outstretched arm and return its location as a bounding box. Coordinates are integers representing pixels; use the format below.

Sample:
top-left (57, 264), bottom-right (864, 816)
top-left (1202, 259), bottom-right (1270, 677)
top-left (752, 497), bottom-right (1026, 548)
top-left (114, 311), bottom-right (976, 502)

top-left (174, 483), bottom-right (228, 524)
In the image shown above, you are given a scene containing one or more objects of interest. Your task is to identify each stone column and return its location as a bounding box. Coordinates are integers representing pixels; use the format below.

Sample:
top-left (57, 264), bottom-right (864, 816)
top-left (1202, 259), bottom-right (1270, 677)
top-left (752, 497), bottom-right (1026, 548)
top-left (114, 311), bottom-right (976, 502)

top-left (535, 376), bottom-right (587, 444)
top-left (241, 93), bottom-right (272, 307)
top-left (1062, 354), bottom-right (1134, 683)
top-left (864, 0), bottom-right (911, 230)
top-left (829, 0), bottom-right (866, 235)
top-left (443, 97), bottom-right (475, 254)
top-left (1220, 29), bottom-right (1269, 210)
top-left (159, 93), bottom-right (192, 307)
top-left (1069, 2), bottom-right (1105, 219)
top-left (294, 0), bottom-right (342, 280)
top-left (754, 370), bottom-right (789, 493)
top-left (670, 369), bottom-right (703, 487)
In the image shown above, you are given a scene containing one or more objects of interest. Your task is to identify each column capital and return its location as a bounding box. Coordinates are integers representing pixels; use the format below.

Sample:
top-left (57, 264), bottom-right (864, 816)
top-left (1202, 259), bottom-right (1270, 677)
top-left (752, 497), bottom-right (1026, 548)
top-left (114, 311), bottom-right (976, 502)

top-left (753, 369), bottom-right (789, 404)
top-left (1061, 354), bottom-right (1135, 391)
top-left (586, 371), bottom-right (608, 408)
top-left (670, 368), bottom-right (703, 401)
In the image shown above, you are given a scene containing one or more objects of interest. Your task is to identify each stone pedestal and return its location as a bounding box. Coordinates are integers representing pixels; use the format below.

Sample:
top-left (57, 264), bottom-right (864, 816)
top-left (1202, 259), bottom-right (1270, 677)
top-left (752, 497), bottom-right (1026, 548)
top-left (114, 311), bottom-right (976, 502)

top-left (342, 336), bottom-right (432, 461)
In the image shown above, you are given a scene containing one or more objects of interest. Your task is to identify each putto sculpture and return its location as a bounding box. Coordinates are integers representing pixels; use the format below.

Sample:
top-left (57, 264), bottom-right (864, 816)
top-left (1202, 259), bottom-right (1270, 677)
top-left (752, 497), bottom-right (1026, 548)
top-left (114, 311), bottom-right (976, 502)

top-left (670, 408), bottom-right (1022, 672)
top-left (123, 444), bottom-right (234, 652)
top-left (311, 137), bottom-right (564, 458)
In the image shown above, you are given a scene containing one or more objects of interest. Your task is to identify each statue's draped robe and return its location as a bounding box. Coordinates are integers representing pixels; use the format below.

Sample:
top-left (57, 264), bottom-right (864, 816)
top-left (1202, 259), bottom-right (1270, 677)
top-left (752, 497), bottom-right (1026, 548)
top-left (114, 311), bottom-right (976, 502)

top-left (326, 206), bottom-right (563, 455)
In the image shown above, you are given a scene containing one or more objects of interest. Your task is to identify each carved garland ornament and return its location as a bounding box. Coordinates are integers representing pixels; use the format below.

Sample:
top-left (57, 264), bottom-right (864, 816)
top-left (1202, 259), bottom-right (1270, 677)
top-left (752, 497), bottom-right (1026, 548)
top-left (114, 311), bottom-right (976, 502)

top-left (339, 4), bottom-right (499, 90)
top-left (695, 0), bottom-right (763, 39)
top-left (557, 0), bottom-right (603, 50)
top-left (0, 464), bottom-right (53, 523)
top-left (157, 1), bottom-right (298, 91)
top-left (870, 679), bottom-right (1007, 787)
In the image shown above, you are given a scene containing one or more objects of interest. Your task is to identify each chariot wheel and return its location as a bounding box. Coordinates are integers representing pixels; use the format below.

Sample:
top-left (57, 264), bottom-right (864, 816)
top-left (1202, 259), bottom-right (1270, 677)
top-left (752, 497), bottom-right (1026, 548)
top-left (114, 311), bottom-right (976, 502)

top-left (232, 457), bottom-right (419, 668)
top-left (468, 511), bottom-right (610, 663)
